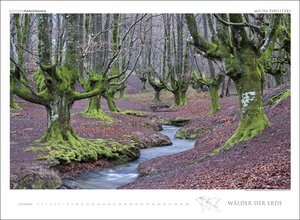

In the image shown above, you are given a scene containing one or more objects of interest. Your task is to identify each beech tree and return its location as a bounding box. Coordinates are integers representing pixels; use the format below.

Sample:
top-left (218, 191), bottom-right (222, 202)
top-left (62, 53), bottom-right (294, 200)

top-left (102, 14), bottom-right (124, 112)
top-left (10, 14), bottom-right (143, 164)
top-left (264, 14), bottom-right (290, 86)
top-left (81, 14), bottom-right (109, 118)
top-left (10, 14), bottom-right (30, 109)
top-left (185, 13), bottom-right (286, 151)
top-left (80, 14), bottom-right (144, 116)
top-left (191, 14), bottom-right (225, 114)
top-left (138, 14), bottom-right (165, 102)
top-left (150, 14), bottom-right (191, 106)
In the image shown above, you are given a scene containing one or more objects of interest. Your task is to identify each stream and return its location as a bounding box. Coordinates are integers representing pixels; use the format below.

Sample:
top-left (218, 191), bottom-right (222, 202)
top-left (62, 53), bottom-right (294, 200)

top-left (70, 125), bottom-right (195, 189)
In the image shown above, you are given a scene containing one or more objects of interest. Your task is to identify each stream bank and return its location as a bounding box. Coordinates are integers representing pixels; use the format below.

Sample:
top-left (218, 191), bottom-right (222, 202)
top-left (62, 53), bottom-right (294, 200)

top-left (61, 125), bottom-right (195, 189)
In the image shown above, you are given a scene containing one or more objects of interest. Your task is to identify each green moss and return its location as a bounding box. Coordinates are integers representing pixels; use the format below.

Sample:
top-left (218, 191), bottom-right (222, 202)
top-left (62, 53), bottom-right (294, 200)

top-left (34, 65), bottom-right (78, 94)
top-left (27, 137), bottom-right (140, 164)
top-left (89, 70), bottom-right (103, 82)
top-left (209, 49), bottom-right (270, 157)
top-left (265, 89), bottom-right (290, 107)
top-left (175, 127), bottom-right (203, 139)
top-left (56, 66), bottom-right (78, 91)
top-left (172, 88), bottom-right (188, 107)
top-left (15, 171), bottom-right (62, 189)
top-left (104, 89), bottom-right (121, 112)
top-left (33, 68), bottom-right (46, 92)
top-left (119, 88), bottom-right (126, 100)
top-left (170, 117), bottom-right (191, 126)
top-left (209, 85), bottom-right (220, 115)
top-left (122, 110), bottom-right (148, 118)
top-left (80, 77), bottom-right (91, 91)
top-left (10, 99), bottom-right (22, 109)
top-left (210, 98), bottom-right (270, 157)
top-left (206, 44), bottom-right (219, 57)
top-left (83, 108), bottom-right (115, 124)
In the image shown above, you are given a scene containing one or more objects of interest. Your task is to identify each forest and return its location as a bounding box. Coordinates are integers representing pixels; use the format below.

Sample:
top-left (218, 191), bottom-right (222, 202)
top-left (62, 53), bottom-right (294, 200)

top-left (10, 13), bottom-right (291, 189)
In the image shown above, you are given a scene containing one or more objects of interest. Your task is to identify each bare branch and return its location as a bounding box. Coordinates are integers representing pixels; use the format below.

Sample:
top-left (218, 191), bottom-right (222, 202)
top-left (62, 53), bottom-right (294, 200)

top-left (214, 14), bottom-right (261, 31)
top-left (10, 57), bottom-right (34, 88)
top-left (102, 14), bottom-right (147, 77)
top-left (150, 64), bottom-right (173, 92)
top-left (259, 15), bottom-right (281, 53)
top-left (110, 46), bottom-right (144, 86)
top-left (15, 43), bottom-right (39, 57)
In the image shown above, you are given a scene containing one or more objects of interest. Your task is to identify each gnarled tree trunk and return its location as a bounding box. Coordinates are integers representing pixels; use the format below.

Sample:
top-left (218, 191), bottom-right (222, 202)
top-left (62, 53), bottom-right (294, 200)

top-left (173, 86), bottom-right (188, 106)
top-left (154, 89), bottom-right (162, 102)
top-left (223, 48), bottom-right (270, 148)
top-left (41, 94), bottom-right (75, 142)
top-left (209, 85), bottom-right (220, 114)
top-left (103, 88), bottom-right (121, 112)
top-left (84, 95), bottom-right (102, 115)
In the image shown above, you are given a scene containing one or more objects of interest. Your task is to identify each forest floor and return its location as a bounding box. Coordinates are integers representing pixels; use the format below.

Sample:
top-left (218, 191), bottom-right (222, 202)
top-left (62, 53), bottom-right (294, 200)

top-left (10, 79), bottom-right (291, 189)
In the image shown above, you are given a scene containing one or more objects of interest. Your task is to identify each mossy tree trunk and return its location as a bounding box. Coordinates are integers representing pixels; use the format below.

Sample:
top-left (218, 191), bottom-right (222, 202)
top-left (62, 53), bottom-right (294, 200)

top-left (204, 14), bottom-right (221, 114)
top-left (11, 14), bottom-right (113, 163)
top-left (169, 15), bottom-right (190, 107)
top-left (11, 14), bottom-right (144, 164)
top-left (104, 14), bottom-right (121, 110)
top-left (226, 49), bottom-right (270, 147)
top-left (84, 95), bottom-right (102, 114)
top-left (118, 16), bottom-right (127, 101)
top-left (172, 86), bottom-right (188, 106)
top-left (11, 14), bottom-right (29, 109)
top-left (208, 74), bottom-right (224, 114)
top-left (138, 76), bottom-right (147, 92)
top-left (41, 93), bottom-right (75, 142)
top-left (103, 86), bottom-right (121, 112)
top-left (119, 86), bottom-right (126, 100)
top-left (82, 74), bottom-right (108, 118)
top-left (105, 94), bottom-right (119, 112)
top-left (222, 14), bottom-right (272, 147)
top-left (209, 85), bottom-right (220, 114)
top-left (148, 76), bottom-right (164, 102)
top-left (142, 80), bottom-right (147, 91)
top-left (154, 89), bottom-right (162, 102)
top-left (193, 72), bottom-right (224, 114)
top-left (12, 63), bottom-right (110, 163)
top-left (185, 13), bottom-right (282, 151)
top-left (81, 14), bottom-right (105, 116)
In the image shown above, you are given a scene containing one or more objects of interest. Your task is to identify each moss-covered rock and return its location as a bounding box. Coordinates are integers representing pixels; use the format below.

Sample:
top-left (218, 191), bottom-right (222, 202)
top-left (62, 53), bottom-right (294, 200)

top-left (61, 178), bottom-right (82, 189)
top-left (149, 103), bottom-right (171, 111)
top-left (26, 137), bottom-right (140, 165)
top-left (130, 132), bottom-right (172, 148)
top-left (122, 110), bottom-right (149, 118)
top-left (138, 163), bottom-right (157, 177)
top-left (15, 170), bottom-right (62, 189)
top-left (170, 117), bottom-right (191, 126)
top-left (175, 127), bottom-right (203, 139)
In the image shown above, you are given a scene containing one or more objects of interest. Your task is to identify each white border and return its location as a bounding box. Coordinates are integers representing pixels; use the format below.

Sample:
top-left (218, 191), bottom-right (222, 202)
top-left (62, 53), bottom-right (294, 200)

top-left (1, 1), bottom-right (299, 219)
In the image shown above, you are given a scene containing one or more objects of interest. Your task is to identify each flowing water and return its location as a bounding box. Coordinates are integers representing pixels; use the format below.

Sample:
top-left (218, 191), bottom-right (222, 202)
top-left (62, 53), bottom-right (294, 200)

top-left (71, 125), bottom-right (195, 189)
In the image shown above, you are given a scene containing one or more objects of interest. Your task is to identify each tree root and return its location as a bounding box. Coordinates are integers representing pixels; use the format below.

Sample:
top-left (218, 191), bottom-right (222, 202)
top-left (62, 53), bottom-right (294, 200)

top-left (26, 134), bottom-right (140, 164)
top-left (265, 89), bottom-right (290, 107)
top-left (210, 116), bottom-right (270, 156)
top-left (10, 101), bottom-right (22, 109)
